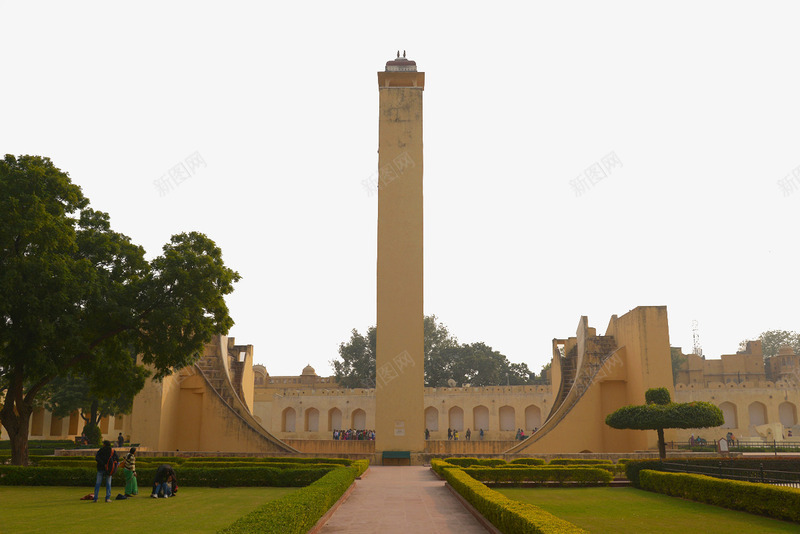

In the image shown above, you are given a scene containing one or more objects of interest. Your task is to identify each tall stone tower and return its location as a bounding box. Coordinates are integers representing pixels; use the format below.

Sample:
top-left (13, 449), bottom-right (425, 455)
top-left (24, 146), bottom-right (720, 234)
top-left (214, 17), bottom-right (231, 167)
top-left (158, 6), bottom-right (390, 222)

top-left (375, 52), bottom-right (425, 458)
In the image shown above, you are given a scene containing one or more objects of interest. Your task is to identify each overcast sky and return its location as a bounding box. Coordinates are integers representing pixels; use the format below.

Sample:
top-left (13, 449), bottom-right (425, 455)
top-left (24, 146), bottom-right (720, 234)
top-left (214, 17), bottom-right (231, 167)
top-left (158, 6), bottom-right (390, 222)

top-left (3, 2), bottom-right (799, 378)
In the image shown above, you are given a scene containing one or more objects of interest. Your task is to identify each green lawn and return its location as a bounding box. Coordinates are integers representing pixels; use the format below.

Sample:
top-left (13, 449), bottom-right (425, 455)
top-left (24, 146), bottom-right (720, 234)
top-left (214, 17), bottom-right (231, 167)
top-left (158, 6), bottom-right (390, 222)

top-left (497, 487), bottom-right (799, 533)
top-left (0, 486), bottom-right (298, 534)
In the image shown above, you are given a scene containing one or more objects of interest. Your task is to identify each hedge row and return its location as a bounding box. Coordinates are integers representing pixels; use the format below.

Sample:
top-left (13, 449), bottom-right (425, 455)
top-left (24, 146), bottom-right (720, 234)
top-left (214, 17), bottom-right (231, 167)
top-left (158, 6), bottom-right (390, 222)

top-left (625, 458), bottom-right (800, 487)
top-left (659, 457), bottom-right (800, 472)
top-left (548, 458), bottom-right (612, 465)
top-left (442, 463), bottom-right (587, 533)
top-left (20, 455), bottom-right (352, 466)
top-left (509, 458), bottom-right (546, 466)
top-left (219, 462), bottom-right (367, 534)
top-left (181, 457), bottom-right (352, 466)
top-left (32, 459), bottom-right (342, 470)
top-left (443, 457), bottom-right (507, 467)
top-left (0, 440), bottom-right (77, 450)
top-left (462, 467), bottom-right (612, 485)
top-left (639, 470), bottom-right (800, 523)
top-left (0, 466), bottom-right (332, 487)
top-left (444, 457), bottom-right (621, 467)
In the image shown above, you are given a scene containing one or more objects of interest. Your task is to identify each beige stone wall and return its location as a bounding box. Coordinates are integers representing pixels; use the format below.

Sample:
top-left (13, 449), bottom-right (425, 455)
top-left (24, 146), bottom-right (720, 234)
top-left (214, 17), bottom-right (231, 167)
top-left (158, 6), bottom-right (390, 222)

top-left (9, 308), bottom-right (799, 457)
top-left (250, 382), bottom-right (551, 442)
top-left (674, 382), bottom-right (800, 442)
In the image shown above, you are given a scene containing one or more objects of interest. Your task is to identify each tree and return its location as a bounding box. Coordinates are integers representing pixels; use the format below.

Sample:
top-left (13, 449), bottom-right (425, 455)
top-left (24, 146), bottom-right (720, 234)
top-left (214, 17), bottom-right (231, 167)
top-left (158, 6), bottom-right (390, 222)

top-left (605, 387), bottom-right (724, 459)
top-left (44, 351), bottom-right (149, 445)
top-left (331, 315), bottom-right (540, 388)
top-left (532, 362), bottom-right (551, 385)
top-left (739, 330), bottom-right (800, 359)
top-left (331, 327), bottom-right (376, 389)
top-left (0, 155), bottom-right (240, 465)
top-left (422, 315), bottom-right (460, 387)
top-left (670, 347), bottom-right (687, 384)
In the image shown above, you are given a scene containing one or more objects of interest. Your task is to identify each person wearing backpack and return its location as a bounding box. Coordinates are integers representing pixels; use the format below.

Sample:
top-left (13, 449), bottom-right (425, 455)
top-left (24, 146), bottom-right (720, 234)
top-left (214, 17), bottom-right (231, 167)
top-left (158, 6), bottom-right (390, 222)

top-left (93, 441), bottom-right (119, 503)
top-left (123, 447), bottom-right (138, 497)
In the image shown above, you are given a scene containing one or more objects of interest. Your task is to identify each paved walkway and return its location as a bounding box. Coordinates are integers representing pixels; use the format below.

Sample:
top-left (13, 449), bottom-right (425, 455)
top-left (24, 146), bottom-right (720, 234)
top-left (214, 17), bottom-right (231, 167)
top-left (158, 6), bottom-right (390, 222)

top-left (319, 466), bottom-right (490, 533)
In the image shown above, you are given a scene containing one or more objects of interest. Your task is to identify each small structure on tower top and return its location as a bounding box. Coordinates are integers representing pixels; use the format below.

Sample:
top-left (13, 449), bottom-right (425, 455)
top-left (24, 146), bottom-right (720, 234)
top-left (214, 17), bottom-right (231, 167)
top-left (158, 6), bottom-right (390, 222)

top-left (385, 50), bottom-right (417, 72)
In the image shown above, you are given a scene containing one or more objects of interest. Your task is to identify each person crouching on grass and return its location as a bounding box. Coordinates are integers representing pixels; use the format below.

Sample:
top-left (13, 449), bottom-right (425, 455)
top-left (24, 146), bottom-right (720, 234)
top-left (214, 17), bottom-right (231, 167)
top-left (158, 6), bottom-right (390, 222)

top-left (151, 464), bottom-right (178, 498)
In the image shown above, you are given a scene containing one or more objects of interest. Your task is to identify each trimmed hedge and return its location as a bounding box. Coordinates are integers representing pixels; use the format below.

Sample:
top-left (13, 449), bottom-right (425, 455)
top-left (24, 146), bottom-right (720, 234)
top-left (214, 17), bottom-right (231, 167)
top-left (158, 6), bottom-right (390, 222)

top-left (443, 457), bottom-right (507, 467)
top-left (548, 458), bottom-right (612, 465)
top-left (509, 458), bottom-right (546, 466)
top-left (463, 467), bottom-right (612, 485)
top-left (442, 464), bottom-right (587, 533)
top-left (182, 457), bottom-right (352, 466)
top-left (431, 458), bottom-right (455, 477)
top-left (219, 464), bottom-right (363, 534)
top-left (625, 458), bottom-right (800, 487)
top-left (0, 466), bottom-right (333, 487)
top-left (351, 459), bottom-right (369, 477)
top-left (639, 469), bottom-right (800, 523)
top-left (625, 460), bottom-right (662, 487)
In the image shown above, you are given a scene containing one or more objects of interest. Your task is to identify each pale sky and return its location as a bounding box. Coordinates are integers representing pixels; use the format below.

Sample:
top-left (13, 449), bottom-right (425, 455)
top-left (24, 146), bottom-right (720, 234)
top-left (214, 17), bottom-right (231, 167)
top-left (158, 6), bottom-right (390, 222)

top-left (3, 1), bottom-right (799, 378)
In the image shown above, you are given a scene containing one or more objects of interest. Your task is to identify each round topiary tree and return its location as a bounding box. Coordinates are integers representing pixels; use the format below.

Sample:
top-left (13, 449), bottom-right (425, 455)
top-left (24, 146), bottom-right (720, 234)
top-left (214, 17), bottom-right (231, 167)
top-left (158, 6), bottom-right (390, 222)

top-left (82, 424), bottom-right (102, 447)
top-left (605, 388), bottom-right (724, 459)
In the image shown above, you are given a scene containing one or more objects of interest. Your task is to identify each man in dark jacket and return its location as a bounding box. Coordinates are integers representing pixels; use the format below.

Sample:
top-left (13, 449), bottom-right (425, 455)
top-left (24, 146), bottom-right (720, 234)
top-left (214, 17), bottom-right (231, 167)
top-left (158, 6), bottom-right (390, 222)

top-left (151, 464), bottom-right (178, 498)
top-left (93, 441), bottom-right (119, 503)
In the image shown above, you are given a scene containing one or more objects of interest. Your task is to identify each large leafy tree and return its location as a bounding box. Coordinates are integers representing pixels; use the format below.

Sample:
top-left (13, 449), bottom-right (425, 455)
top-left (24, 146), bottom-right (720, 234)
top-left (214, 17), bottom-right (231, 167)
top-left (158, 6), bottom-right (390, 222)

top-left (739, 330), bottom-right (800, 359)
top-left (670, 347), bottom-right (687, 384)
top-left (44, 351), bottom-right (148, 445)
top-left (0, 155), bottom-right (240, 465)
top-left (331, 315), bottom-right (540, 388)
top-left (605, 388), bottom-right (724, 460)
top-left (331, 327), bottom-right (377, 388)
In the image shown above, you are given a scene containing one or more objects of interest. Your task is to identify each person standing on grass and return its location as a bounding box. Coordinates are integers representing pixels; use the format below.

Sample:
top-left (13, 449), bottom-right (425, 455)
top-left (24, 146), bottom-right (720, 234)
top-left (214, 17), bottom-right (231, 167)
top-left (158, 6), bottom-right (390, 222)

top-left (93, 440), bottom-right (118, 503)
top-left (117, 432), bottom-right (124, 447)
top-left (123, 447), bottom-right (138, 497)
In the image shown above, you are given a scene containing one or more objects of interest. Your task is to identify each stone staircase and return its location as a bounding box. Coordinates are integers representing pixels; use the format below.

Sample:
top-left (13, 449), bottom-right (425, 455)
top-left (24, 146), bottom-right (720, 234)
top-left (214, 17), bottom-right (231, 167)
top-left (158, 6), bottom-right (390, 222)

top-left (193, 346), bottom-right (298, 453)
top-left (504, 336), bottom-right (619, 454)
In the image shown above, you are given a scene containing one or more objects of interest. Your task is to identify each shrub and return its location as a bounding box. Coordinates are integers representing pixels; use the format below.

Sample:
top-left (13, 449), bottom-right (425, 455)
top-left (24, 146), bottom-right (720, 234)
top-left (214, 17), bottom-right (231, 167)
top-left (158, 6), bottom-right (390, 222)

top-left (431, 458), bottom-right (456, 477)
top-left (443, 457), bottom-right (482, 467)
top-left (181, 457), bottom-right (352, 466)
top-left (625, 458), bottom-right (800, 487)
top-left (443, 465), bottom-right (587, 533)
top-left (639, 470), bottom-right (800, 523)
top-left (219, 464), bottom-right (362, 534)
top-left (83, 425), bottom-right (103, 447)
top-left (509, 458), bottom-right (546, 466)
top-left (462, 467), bottom-right (612, 485)
top-left (549, 458), bottom-right (612, 465)
top-left (0, 465), bottom-right (333, 487)
top-left (476, 458), bottom-right (507, 467)
top-left (624, 460), bottom-right (662, 487)
top-left (351, 459), bottom-right (369, 477)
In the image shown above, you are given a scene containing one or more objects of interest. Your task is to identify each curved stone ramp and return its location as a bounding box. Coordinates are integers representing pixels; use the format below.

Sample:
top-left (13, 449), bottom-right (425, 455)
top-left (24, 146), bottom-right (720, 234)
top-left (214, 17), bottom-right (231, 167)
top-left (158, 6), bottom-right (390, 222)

top-left (318, 466), bottom-right (491, 533)
top-left (504, 337), bottom-right (619, 455)
top-left (194, 335), bottom-right (298, 453)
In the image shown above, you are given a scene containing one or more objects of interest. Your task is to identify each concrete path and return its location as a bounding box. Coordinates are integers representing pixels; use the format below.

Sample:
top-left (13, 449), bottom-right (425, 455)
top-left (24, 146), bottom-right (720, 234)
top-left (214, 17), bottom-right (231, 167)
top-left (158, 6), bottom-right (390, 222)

top-left (319, 466), bottom-right (490, 533)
